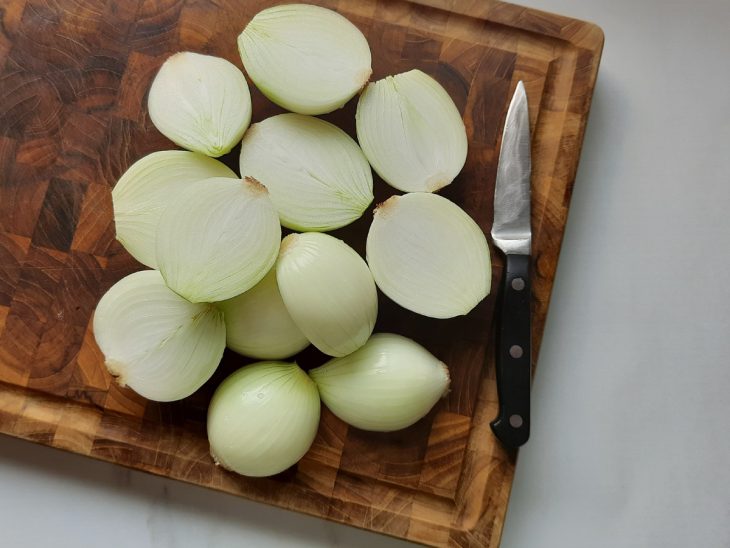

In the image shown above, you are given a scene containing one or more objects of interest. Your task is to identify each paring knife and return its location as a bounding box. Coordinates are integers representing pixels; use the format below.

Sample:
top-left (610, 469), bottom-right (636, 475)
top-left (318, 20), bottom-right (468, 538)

top-left (490, 81), bottom-right (532, 448)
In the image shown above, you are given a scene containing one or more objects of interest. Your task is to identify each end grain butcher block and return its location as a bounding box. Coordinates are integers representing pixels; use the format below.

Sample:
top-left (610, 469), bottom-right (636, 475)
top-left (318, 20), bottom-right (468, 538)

top-left (0, 1), bottom-right (603, 546)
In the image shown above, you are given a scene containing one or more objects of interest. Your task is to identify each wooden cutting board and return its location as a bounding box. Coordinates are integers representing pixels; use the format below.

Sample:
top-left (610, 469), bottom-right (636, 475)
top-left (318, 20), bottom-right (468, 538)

top-left (0, 1), bottom-right (602, 546)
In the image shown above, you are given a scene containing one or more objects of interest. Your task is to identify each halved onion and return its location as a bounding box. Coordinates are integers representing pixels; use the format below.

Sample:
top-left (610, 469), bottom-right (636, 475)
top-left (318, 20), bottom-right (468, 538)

top-left (148, 52), bottom-right (252, 157)
top-left (112, 151), bottom-right (237, 268)
top-left (207, 362), bottom-right (320, 477)
top-left (276, 232), bottom-right (377, 357)
top-left (217, 267), bottom-right (310, 360)
top-left (309, 333), bottom-right (450, 432)
top-left (238, 4), bottom-right (372, 115)
top-left (239, 113), bottom-right (373, 231)
top-left (356, 69), bottom-right (468, 192)
top-left (366, 193), bottom-right (491, 318)
top-left (93, 270), bottom-right (226, 402)
top-left (156, 177), bottom-right (281, 303)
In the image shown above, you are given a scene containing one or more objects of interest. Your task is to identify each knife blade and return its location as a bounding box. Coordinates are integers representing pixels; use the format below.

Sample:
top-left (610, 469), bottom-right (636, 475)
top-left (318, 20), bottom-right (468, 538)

top-left (490, 81), bottom-right (532, 448)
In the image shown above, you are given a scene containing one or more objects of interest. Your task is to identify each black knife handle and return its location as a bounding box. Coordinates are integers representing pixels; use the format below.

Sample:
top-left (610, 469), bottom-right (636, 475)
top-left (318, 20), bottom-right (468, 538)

top-left (490, 253), bottom-right (531, 448)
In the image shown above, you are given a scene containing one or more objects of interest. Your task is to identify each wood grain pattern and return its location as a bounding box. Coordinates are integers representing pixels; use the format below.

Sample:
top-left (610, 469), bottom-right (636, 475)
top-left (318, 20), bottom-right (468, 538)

top-left (0, 1), bottom-right (603, 546)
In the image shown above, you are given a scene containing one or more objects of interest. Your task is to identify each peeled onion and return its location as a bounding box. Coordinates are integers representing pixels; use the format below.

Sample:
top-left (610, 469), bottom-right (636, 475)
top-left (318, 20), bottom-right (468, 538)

top-left (112, 151), bottom-right (236, 268)
top-left (207, 362), bottom-right (320, 477)
top-left (356, 69), bottom-right (468, 192)
top-left (366, 192), bottom-right (491, 318)
top-left (239, 113), bottom-right (373, 231)
top-left (93, 270), bottom-right (226, 402)
top-left (155, 177), bottom-right (281, 303)
top-left (309, 333), bottom-right (450, 432)
top-left (148, 52), bottom-right (252, 157)
top-left (217, 267), bottom-right (310, 360)
top-left (276, 232), bottom-right (377, 357)
top-left (238, 4), bottom-right (372, 115)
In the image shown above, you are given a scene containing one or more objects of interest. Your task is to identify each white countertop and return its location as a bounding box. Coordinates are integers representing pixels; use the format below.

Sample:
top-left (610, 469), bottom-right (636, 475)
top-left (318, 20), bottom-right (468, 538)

top-left (2, 0), bottom-right (729, 546)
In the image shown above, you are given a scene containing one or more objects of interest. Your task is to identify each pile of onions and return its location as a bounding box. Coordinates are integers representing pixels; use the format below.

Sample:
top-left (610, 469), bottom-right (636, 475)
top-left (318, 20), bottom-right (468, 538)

top-left (93, 3), bottom-right (492, 478)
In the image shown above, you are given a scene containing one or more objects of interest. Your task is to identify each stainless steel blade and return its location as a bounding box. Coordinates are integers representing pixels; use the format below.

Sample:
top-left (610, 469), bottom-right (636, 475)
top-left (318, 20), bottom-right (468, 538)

top-left (491, 81), bottom-right (531, 255)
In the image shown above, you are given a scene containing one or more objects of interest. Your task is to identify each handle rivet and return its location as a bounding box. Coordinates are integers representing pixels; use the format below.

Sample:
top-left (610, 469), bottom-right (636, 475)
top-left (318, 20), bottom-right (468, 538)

top-left (511, 277), bottom-right (525, 291)
top-left (509, 345), bottom-right (523, 358)
top-left (509, 414), bottom-right (524, 428)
